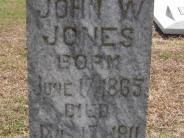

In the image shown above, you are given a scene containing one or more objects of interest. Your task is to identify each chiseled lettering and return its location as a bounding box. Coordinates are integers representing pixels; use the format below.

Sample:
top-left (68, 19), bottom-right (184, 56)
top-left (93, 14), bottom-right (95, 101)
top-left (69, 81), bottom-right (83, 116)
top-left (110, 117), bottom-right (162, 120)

top-left (38, 76), bottom-right (73, 97)
top-left (106, 55), bottom-right (121, 69)
top-left (81, 26), bottom-right (98, 44)
top-left (118, 125), bottom-right (127, 135)
top-left (65, 104), bottom-right (82, 118)
top-left (107, 78), bottom-right (119, 96)
top-left (120, 77), bottom-right (130, 97)
top-left (43, 26), bottom-right (134, 47)
top-left (57, 54), bottom-right (71, 69)
top-left (57, 54), bottom-right (122, 70)
top-left (91, 0), bottom-right (103, 18)
top-left (74, 55), bottom-right (87, 70)
top-left (71, 0), bottom-right (82, 18)
top-left (40, 124), bottom-right (53, 138)
top-left (99, 104), bottom-right (109, 118)
top-left (101, 27), bottom-right (117, 46)
top-left (40, 124), bottom-right (64, 138)
top-left (39, 0), bottom-right (102, 19)
top-left (64, 82), bottom-right (73, 96)
top-left (37, 0), bottom-right (50, 18)
top-left (112, 125), bottom-right (140, 138)
top-left (118, 0), bottom-right (145, 19)
top-left (86, 104), bottom-right (97, 118)
top-left (42, 26), bottom-right (58, 45)
top-left (80, 76), bottom-right (144, 98)
top-left (64, 26), bottom-right (77, 46)
top-left (40, 80), bottom-right (62, 96)
top-left (89, 125), bottom-right (98, 137)
top-left (120, 27), bottom-right (134, 47)
top-left (56, 0), bottom-right (68, 18)
top-left (37, 0), bottom-right (145, 20)
top-left (85, 104), bottom-right (109, 118)
top-left (132, 78), bottom-right (144, 97)
top-left (92, 55), bottom-right (103, 68)
top-left (39, 124), bottom-right (140, 138)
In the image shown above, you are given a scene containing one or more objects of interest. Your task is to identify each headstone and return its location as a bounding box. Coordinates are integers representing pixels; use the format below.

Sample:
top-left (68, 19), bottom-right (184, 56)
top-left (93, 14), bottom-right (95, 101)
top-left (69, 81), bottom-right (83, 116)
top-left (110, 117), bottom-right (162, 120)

top-left (27, 0), bottom-right (153, 138)
top-left (154, 0), bottom-right (184, 34)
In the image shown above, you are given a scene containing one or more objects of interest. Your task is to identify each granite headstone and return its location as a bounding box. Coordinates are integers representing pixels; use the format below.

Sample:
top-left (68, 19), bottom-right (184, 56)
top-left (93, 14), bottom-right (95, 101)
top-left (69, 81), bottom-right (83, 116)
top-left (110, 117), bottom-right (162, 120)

top-left (27, 0), bottom-right (153, 137)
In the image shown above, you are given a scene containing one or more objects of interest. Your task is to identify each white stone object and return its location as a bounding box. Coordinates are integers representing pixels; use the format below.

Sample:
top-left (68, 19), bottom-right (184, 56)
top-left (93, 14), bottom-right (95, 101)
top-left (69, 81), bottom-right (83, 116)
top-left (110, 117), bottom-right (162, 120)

top-left (154, 0), bottom-right (184, 34)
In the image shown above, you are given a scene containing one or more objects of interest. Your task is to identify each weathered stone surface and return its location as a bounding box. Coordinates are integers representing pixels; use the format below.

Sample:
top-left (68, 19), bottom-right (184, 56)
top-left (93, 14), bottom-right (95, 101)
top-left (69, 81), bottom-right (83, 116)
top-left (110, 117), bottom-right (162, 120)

top-left (27, 0), bottom-right (153, 137)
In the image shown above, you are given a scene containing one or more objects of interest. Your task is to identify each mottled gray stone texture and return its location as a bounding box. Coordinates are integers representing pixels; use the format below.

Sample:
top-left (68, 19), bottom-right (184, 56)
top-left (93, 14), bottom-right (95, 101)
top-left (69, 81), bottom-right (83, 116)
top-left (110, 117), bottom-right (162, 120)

top-left (27, 0), bottom-right (153, 137)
